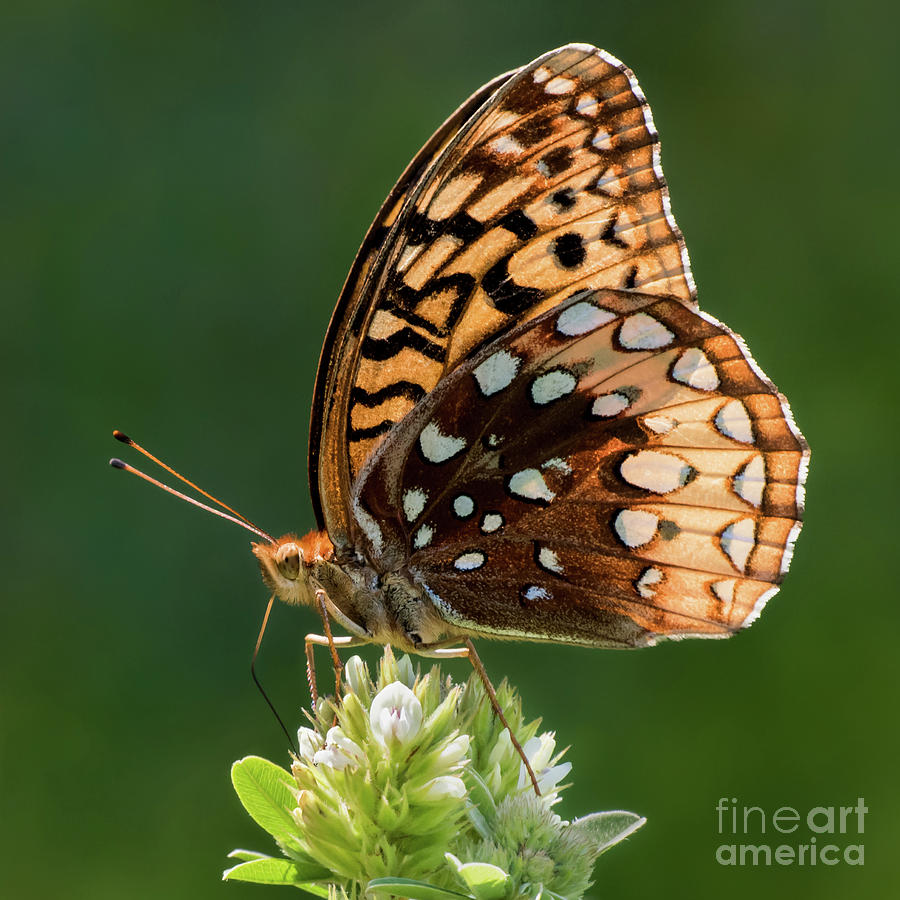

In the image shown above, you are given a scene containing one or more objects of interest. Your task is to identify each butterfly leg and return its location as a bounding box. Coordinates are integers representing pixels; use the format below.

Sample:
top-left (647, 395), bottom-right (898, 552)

top-left (417, 638), bottom-right (541, 796)
top-left (304, 618), bottom-right (368, 710)
top-left (304, 633), bottom-right (366, 708)
top-left (313, 588), bottom-right (349, 701)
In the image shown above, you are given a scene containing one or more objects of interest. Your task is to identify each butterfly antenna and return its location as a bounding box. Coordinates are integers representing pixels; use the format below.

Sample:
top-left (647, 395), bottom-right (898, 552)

top-left (113, 430), bottom-right (270, 536)
top-left (251, 594), bottom-right (299, 754)
top-left (109, 458), bottom-right (275, 543)
top-left (111, 430), bottom-right (275, 543)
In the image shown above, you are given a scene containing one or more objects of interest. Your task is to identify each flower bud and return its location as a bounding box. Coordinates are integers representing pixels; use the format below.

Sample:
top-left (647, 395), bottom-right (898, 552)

top-left (369, 681), bottom-right (423, 747)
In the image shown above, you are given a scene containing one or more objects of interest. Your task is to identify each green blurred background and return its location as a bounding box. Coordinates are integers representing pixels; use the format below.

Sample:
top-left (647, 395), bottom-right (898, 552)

top-left (3, 0), bottom-right (898, 897)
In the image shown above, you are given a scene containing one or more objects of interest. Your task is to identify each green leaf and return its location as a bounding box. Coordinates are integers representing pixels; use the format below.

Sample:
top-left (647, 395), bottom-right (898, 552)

top-left (462, 768), bottom-right (497, 823)
top-left (231, 756), bottom-right (298, 843)
top-left (445, 854), bottom-right (508, 900)
top-left (223, 855), bottom-right (333, 885)
top-left (465, 802), bottom-right (492, 842)
top-left (226, 848), bottom-right (271, 862)
top-left (567, 810), bottom-right (646, 854)
top-left (367, 877), bottom-right (473, 900)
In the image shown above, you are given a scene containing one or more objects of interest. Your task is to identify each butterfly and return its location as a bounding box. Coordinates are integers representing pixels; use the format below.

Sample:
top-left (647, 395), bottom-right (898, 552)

top-left (250, 41), bottom-right (807, 659)
top-left (114, 43), bottom-right (808, 786)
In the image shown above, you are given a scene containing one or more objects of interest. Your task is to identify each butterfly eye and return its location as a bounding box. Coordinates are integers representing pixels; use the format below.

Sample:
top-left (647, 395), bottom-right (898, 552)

top-left (275, 543), bottom-right (302, 580)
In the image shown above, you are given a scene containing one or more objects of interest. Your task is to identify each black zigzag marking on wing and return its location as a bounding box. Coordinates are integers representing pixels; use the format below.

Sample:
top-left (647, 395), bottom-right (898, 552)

top-left (600, 212), bottom-right (628, 249)
top-left (381, 299), bottom-right (446, 338)
top-left (361, 327), bottom-right (446, 362)
top-left (406, 211), bottom-right (485, 245)
top-left (347, 419), bottom-right (396, 441)
top-left (392, 273), bottom-right (476, 336)
top-left (497, 209), bottom-right (538, 240)
top-left (350, 381), bottom-right (427, 407)
top-left (482, 253), bottom-right (545, 316)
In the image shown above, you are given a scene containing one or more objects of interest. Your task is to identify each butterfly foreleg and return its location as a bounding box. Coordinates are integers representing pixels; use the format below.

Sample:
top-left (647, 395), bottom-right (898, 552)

top-left (306, 588), bottom-right (370, 708)
top-left (304, 632), bottom-right (369, 709)
top-left (416, 637), bottom-right (541, 796)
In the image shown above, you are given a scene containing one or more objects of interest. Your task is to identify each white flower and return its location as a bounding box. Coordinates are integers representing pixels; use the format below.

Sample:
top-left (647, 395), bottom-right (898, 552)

top-left (344, 655), bottom-right (370, 699)
top-left (313, 726), bottom-right (364, 770)
top-left (518, 732), bottom-right (572, 796)
top-left (487, 726), bottom-right (512, 769)
top-left (535, 761), bottom-right (572, 795)
top-left (369, 681), bottom-right (423, 746)
top-left (297, 727), bottom-right (323, 761)
top-left (418, 775), bottom-right (467, 801)
top-left (437, 734), bottom-right (470, 767)
top-left (523, 733), bottom-right (555, 772)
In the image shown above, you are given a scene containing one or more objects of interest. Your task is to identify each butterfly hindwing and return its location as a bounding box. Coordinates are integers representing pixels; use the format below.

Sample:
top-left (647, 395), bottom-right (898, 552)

top-left (352, 288), bottom-right (807, 646)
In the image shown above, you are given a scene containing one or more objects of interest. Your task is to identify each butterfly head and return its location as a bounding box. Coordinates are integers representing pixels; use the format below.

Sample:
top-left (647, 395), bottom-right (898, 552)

top-left (252, 530), bottom-right (334, 606)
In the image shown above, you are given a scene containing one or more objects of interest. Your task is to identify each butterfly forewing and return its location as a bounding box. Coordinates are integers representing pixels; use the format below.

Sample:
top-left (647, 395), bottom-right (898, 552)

top-left (351, 288), bottom-right (806, 646)
top-left (310, 69), bottom-right (517, 538)
top-left (314, 44), bottom-right (700, 545)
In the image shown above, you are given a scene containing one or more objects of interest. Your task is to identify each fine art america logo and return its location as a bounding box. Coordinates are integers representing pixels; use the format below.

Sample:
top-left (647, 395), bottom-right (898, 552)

top-left (715, 798), bottom-right (867, 866)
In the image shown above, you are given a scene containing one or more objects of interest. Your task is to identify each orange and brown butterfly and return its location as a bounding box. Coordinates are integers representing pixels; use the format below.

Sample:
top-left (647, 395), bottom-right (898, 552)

top-left (113, 43), bottom-right (808, 770)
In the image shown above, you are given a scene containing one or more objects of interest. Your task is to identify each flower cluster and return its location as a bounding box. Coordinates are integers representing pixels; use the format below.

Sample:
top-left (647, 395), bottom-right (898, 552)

top-left (224, 648), bottom-right (644, 899)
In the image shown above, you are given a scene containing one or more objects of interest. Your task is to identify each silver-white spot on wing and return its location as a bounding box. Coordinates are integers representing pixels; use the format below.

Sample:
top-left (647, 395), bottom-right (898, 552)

top-left (556, 300), bottom-right (616, 336)
top-left (720, 518), bottom-right (756, 572)
top-left (453, 494), bottom-right (475, 518)
top-left (636, 566), bottom-right (663, 599)
top-left (592, 128), bottom-right (613, 150)
top-left (488, 134), bottom-right (524, 155)
top-left (537, 546), bottom-right (563, 575)
top-left (591, 391), bottom-right (633, 418)
top-left (509, 468), bottom-right (555, 503)
top-left (671, 348), bottom-right (719, 391)
top-left (403, 487), bottom-right (428, 523)
top-left (715, 399), bottom-right (754, 443)
top-left (473, 349), bottom-right (521, 397)
top-left (545, 74), bottom-right (576, 94)
top-left (711, 579), bottom-right (736, 610)
top-left (642, 415), bottom-right (676, 434)
top-left (453, 550), bottom-right (486, 571)
top-left (614, 509), bottom-right (659, 548)
top-left (480, 512), bottom-right (504, 533)
top-left (413, 523), bottom-right (434, 549)
top-left (733, 455), bottom-right (765, 507)
top-left (522, 585), bottom-right (551, 601)
top-left (575, 93), bottom-right (599, 117)
top-left (618, 312), bottom-right (675, 350)
top-left (531, 369), bottom-right (577, 405)
top-left (620, 450), bottom-right (694, 494)
top-left (419, 421), bottom-right (466, 463)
